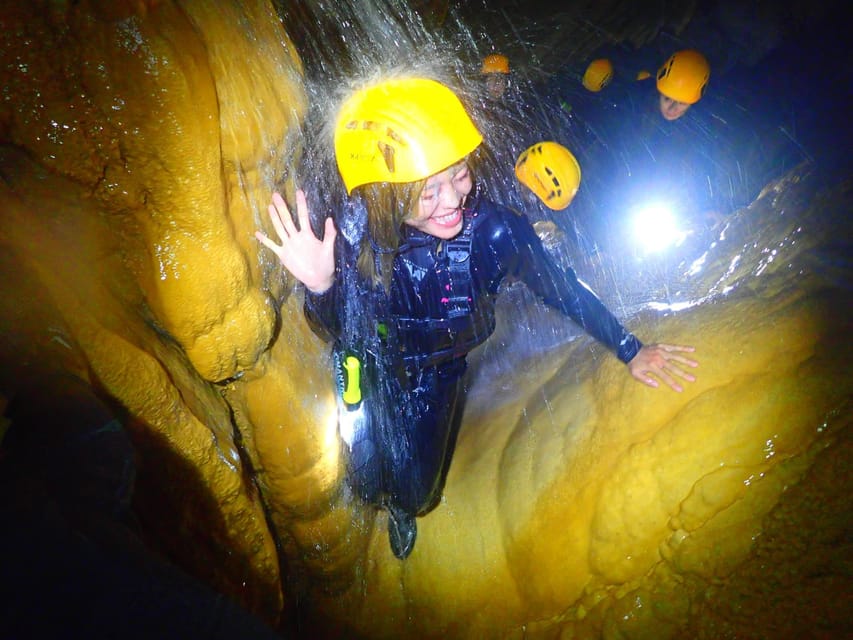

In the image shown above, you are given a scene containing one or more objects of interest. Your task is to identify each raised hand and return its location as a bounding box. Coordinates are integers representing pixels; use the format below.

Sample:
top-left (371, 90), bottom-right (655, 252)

top-left (256, 190), bottom-right (337, 294)
top-left (627, 343), bottom-right (698, 392)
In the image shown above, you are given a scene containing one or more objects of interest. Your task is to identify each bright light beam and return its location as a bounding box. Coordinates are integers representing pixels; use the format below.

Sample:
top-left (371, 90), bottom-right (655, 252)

top-left (632, 203), bottom-right (682, 253)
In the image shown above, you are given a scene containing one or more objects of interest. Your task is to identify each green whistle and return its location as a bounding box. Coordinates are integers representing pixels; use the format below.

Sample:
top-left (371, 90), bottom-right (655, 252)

top-left (342, 355), bottom-right (362, 406)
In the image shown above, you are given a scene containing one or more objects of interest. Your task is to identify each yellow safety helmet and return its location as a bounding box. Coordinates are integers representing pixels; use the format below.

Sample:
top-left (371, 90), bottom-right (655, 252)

top-left (334, 78), bottom-right (483, 194)
top-left (636, 69), bottom-right (651, 81)
top-left (481, 53), bottom-right (510, 74)
top-left (514, 141), bottom-right (581, 211)
top-left (656, 49), bottom-right (710, 105)
top-left (582, 58), bottom-right (614, 92)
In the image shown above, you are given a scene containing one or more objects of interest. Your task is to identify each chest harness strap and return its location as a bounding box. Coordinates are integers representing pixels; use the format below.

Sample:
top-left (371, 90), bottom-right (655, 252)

top-left (436, 207), bottom-right (475, 320)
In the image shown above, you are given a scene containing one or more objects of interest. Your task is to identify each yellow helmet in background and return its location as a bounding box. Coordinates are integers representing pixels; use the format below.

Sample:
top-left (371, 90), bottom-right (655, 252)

top-left (636, 69), bottom-right (652, 81)
top-left (582, 58), bottom-right (613, 92)
top-left (334, 78), bottom-right (483, 194)
top-left (481, 53), bottom-right (510, 74)
top-left (514, 142), bottom-right (581, 211)
top-left (656, 49), bottom-right (710, 104)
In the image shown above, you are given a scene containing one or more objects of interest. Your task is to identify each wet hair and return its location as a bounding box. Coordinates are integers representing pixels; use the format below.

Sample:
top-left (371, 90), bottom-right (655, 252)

top-left (355, 178), bottom-right (426, 292)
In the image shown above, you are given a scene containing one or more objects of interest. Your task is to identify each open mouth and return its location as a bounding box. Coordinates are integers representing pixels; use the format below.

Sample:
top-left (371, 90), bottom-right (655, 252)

top-left (431, 207), bottom-right (462, 228)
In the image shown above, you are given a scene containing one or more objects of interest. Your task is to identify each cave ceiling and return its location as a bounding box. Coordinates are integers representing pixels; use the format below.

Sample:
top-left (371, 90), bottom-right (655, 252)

top-left (282, 0), bottom-right (846, 83)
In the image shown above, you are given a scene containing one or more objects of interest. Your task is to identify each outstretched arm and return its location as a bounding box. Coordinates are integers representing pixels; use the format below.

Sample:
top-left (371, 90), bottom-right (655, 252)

top-left (255, 190), bottom-right (337, 294)
top-left (627, 343), bottom-right (698, 392)
top-left (478, 204), bottom-right (700, 393)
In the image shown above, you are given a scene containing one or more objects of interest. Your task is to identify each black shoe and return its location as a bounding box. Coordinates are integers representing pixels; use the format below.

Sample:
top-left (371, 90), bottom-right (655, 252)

top-left (387, 506), bottom-right (417, 560)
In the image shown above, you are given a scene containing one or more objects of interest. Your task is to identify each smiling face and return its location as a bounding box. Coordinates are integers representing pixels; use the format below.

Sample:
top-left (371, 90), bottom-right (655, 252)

top-left (405, 161), bottom-right (473, 239)
top-left (659, 93), bottom-right (691, 121)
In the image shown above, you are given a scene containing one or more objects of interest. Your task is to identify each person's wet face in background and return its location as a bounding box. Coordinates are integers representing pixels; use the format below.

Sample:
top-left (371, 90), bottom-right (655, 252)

top-left (481, 53), bottom-right (510, 100)
top-left (485, 73), bottom-right (508, 99)
top-left (659, 94), bottom-right (692, 120)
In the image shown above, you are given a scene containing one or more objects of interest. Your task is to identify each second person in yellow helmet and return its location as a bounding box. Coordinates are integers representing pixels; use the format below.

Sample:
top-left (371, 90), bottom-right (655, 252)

top-left (549, 43), bottom-right (764, 238)
top-left (572, 48), bottom-right (710, 122)
top-left (655, 49), bottom-right (710, 121)
top-left (480, 52), bottom-right (511, 100)
top-left (256, 76), bottom-right (698, 561)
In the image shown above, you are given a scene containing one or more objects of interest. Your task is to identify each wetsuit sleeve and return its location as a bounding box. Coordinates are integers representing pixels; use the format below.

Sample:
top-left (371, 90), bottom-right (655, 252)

top-left (303, 281), bottom-right (341, 343)
top-left (302, 232), bottom-right (347, 343)
top-left (501, 211), bottom-right (643, 363)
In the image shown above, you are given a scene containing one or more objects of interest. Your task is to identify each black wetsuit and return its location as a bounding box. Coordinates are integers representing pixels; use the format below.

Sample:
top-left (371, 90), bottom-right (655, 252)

top-left (305, 187), bottom-right (642, 518)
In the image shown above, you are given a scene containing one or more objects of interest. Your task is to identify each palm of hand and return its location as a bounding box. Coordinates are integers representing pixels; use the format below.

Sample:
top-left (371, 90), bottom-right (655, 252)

top-left (256, 190), bottom-right (337, 293)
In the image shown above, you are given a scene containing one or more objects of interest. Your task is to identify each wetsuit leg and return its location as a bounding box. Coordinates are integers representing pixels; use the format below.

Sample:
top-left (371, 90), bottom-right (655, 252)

top-left (344, 416), bottom-right (382, 505)
top-left (422, 366), bottom-right (468, 515)
top-left (383, 358), bottom-right (468, 516)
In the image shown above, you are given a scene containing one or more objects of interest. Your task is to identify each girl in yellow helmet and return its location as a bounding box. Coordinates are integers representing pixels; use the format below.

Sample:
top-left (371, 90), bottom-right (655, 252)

top-left (257, 77), bottom-right (698, 560)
